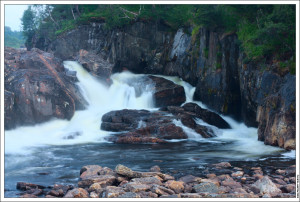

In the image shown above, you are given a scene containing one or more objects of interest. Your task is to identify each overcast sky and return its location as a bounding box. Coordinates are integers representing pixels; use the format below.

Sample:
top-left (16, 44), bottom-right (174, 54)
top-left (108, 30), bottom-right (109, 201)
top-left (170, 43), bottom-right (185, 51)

top-left (5, 5), bottom-right (28, 31)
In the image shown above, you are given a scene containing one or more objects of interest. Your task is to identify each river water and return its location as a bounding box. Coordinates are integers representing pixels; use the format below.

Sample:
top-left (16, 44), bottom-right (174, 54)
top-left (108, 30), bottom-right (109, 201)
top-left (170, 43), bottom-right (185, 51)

top-left (4, 61), bottom-right (295, 197)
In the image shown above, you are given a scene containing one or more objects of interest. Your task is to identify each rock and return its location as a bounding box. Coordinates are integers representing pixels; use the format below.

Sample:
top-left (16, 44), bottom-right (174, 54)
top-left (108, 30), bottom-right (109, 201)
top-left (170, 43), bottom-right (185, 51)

top-left (221, 178), bottom-right (242, 189)
top-left (115, 164), bottom-right (141, 178)
top-left (164, 180), bottom-right (185, 194)
top-left (181, 193), bottom-right (202, 198)
top-left (78, 175), bottom-right (116, 188)
top-left (131, 177), bottom-right (162, 185)
top-left (159, 194), bottom-right (181, 198)
top-left (4, 47), bottom-right (86, 129)
top-left (16, 182), bottom-right (46, 191)
top-left (90, 191), bottom-right (99, 198)
top-left (213, 162), bottom-right (232, 168)
top-left (64, 188), bottom-right (89, 198)
top-left (179, 175), bottom-right (201, 184)
top-left (194, 182), bottom-right (219, 193)
top-left (151, 184), bottom-right (175, 196)
top-left (138, 191), bottom-right (158, 198)
top-left (183, 103), bottom-right (231, 129)
top-left (280, 184), bottom-right (295, 193)
top-left (148, 76), bottom-right (186, 107)
top-left (150, 165), bottom-right (161, 172)
top-left (19, 194), bottom-right (38, 198)
top-left (102, 186), bottom-right (125, 198)
top-left (123, 182), bottom-right (152, 193)
top-left (231, 171), bottom-right (244, 178)
top-left (77, 49), bottom-right (113, 82)
top-left (117, 192), bottom-right (141, 198)
top-left (251, 176), bottom-right (281, 196)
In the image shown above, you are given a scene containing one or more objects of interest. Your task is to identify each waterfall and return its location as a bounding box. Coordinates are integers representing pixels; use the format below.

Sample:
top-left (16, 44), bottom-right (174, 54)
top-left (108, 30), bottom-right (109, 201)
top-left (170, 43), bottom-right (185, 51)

top-left (5, 61), bottom-right (287, 158)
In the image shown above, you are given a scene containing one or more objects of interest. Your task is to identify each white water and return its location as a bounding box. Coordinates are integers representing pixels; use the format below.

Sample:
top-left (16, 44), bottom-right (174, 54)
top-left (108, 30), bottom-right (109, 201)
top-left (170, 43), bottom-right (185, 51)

top-left (5, 61), bottom-right (290, 159)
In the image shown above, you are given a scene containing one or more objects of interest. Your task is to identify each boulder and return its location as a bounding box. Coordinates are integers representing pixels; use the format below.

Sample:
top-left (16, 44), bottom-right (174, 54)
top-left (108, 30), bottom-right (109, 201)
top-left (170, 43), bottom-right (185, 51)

top-left (148, 76), bottom-right (186, 107)
top-left (193, 182), bottom-right (219, 194)
top-left (4, 47), bottom-right (86, 130)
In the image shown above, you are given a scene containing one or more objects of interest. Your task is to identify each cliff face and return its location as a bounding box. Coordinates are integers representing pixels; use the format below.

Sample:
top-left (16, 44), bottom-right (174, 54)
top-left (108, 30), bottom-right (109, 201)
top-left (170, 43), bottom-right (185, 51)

top-left (34, 22), bottom-right (295, 150)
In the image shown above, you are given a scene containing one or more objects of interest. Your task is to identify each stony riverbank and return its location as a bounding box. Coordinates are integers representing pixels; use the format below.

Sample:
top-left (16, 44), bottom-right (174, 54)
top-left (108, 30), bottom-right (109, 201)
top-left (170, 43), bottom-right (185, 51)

top-left (15, 162), bottom-right (296, 198)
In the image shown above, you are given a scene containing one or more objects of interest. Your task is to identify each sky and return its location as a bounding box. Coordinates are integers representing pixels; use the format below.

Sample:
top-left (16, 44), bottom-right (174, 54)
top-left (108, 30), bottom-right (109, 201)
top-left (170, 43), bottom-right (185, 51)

top-left (5, 5), bottom-right (28, 31)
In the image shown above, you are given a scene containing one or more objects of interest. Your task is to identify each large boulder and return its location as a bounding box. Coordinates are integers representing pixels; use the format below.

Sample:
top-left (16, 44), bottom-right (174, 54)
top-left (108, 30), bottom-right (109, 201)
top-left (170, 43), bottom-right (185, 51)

top-left (4, 47), bottom-right (87, 129)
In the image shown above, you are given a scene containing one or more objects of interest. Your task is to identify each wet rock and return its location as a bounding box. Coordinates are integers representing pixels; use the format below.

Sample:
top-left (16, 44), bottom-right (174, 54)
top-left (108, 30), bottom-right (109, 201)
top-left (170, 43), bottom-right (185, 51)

top-left (77, 49), bottom-right (113, 82)
top-left (4, 47), bottom-right (86, 130)
top-left (64, 188), bottom-right (89, 198)
top-left (148, 76), bottom-right (186, 107)
top-left (164, 180), bottom-right (185, 194)
top-left (213, 162), bottom-right (232, 168)
top-left (16, 182), bottom-right (46, 191)
top-left (19, 193), bottom-right (38, 198)
top-left (78, 175), bottom-right (116, 188)
top-left (194, 182), bottom-right (219, 193)
top-left (183, 103), bottom-right (231, 129)
top-left (251, 176), bottom-right (281, 196)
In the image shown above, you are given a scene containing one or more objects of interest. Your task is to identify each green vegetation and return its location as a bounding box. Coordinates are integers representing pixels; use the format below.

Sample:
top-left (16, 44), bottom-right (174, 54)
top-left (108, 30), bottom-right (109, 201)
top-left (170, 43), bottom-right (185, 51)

top-left (21, 4), bottom-right (295, 73)
top-left (4, 26), bottom-right (25, 48)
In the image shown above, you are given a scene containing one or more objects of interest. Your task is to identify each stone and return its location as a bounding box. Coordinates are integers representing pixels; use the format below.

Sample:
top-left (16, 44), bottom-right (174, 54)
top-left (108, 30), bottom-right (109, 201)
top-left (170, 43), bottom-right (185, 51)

top-left (78, 175), bottom-right (116, 188)
top-left (131, 176), bottom-right (162, 185)
top-left (115, 164), bottom-right (141, 178)
top-left (181, 193), bottom-right (202, 198)
top-left (16, 182), bottom-right (46, 191)
top-left (251, 176), bottom-right (281, 196)
top-left (194, 182), bottom-right (219, 194)
top-left (150, 165), bottom-right (161, 172)
top-left (213, 162), bottom-right (231, 168)
top-left (231, 171), bottom-right (244, 178)
top-left (20, 194), bottom-right (38, 198)
top-left (123, 182), bottom-right (151, 193)
top-left (221, 178), bottom-right (242, 189)
top-left (159, 194), bottom-right (181, 198)
top-left (102, 186), bottom-right (125, 198)
top-left (164, 180), bottom-right (185, 194)
top-left (90, 191), bottom-right (99, 198)
top-left (151, 184), bottom-right (175, 195)
top-left (64, 188), bottom-right (89, 198)
top-left (280, 184), bottom-right (295, 193)
top-left (117, 192), bottom-right (141, 198)
top-left (179, 175), bottom-right (201, 184)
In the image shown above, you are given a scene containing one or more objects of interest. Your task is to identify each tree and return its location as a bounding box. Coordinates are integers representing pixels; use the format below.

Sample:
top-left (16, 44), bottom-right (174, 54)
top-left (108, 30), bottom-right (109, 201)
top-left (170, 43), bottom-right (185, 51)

top-left (21, 6), bottom-right (37, 49)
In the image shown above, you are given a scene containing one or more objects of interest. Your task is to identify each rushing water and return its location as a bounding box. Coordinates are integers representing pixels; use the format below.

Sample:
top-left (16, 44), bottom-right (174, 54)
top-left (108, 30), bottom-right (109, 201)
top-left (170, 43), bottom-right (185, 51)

top-left (4, 61), bottom-right (295, 197)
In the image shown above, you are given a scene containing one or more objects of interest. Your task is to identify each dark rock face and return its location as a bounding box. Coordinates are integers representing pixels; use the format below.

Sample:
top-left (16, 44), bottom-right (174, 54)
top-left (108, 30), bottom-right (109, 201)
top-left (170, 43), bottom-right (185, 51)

top-left (193, 30), bottom-right (241, 120)
top-left (101, 103), bottom-right (228, 143)
top-left (4, 47), bottom-right (87, 130)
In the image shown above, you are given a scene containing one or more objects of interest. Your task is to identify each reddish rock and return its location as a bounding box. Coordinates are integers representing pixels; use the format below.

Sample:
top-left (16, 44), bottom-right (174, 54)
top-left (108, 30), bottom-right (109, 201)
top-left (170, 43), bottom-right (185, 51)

top-left (16, 182), bottom-right (46, 191)
top-left (280, 184), bottom-right (295, 193)
top-left (19, 194), bottom-right (38, 198)
top-left (164, 180), bottom-right (185, 194)
top-left (150, 165), bottom-right (161, 172)
top-left (64, 188), bottom-right (89, 198)
top-left (221, 178), bottom-right (242, 189)
top-left (213, 162), bottom-right (231, 168)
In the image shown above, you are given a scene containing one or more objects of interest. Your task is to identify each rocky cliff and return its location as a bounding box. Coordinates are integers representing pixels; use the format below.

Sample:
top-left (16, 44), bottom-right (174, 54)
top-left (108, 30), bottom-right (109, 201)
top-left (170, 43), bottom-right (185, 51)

top-left (31, 21), bottom-right (296, 150)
